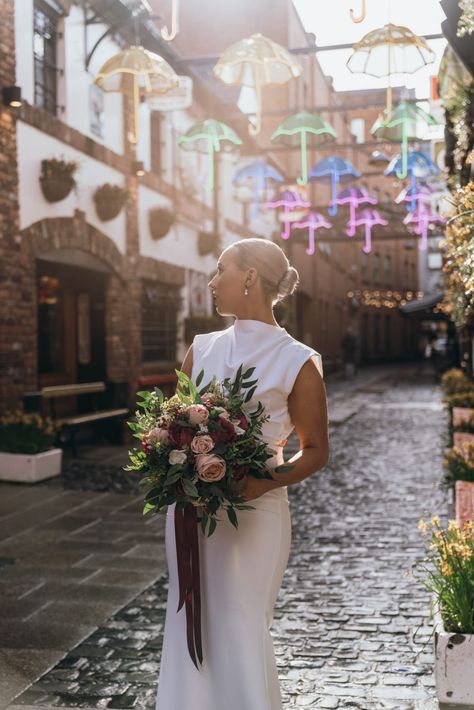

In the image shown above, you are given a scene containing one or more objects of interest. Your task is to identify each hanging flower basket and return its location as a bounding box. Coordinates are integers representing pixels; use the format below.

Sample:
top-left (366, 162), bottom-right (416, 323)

top-left (148, 206), bottom-right (176, 240)
top-left (93, 183), bottom-right (128, 221)
top-left (39, 158), bottom-right (78, 203)
top-left (198, 230), bottom-right (221, 257)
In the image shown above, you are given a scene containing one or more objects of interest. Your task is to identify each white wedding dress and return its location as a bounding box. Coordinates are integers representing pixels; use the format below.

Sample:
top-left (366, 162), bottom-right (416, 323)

top-left (155, 319), bottom-right (323, 710)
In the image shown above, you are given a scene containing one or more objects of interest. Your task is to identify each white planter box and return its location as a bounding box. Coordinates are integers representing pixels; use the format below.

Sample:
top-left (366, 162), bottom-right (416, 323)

top-left (434, 602), bottom-right (474, 705)
top-left (0, 448), bottom-right (62, 483)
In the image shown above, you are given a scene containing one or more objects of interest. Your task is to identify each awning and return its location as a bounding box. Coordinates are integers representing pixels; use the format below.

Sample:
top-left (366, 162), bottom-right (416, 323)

top-left (399, 290), bottom-right (445, 313)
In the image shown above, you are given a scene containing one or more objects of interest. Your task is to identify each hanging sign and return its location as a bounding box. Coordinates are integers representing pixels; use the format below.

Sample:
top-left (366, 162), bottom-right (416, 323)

top-left (148, 76), bottom-right (193, 111)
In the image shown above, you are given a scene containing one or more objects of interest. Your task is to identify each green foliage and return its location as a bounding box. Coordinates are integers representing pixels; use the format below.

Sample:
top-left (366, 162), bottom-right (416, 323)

top-left (0, 412), bottom-right (56, 454)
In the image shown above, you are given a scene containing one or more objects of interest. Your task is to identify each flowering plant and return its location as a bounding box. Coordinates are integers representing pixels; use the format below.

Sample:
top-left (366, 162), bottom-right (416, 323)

top-left (0, 412), bottom-right (56, 454)
top-left (440, 367), bottom-right (473, 396)
top-left (126, 365), bottom-right (289, 536)
top-left (443, 443), bottom-right (474, 487)
top-left (416, 517), bottom-right (474, 634)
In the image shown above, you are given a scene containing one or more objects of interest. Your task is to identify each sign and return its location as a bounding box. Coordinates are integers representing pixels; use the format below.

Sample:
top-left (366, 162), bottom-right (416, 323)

top-left (148, 76), bottom-right (193, 112)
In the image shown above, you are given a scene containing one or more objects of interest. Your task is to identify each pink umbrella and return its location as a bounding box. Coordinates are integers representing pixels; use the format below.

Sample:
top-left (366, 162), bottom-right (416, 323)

top-left (403, 203), bottom-right (445, 251)
top-left (332, 187), bottom-right (377, 236)
top-left (264, 188), bottom-right (310, 239)
top-left (292, 211), bottom-right (332, 255)
top-left (348, 208), bottom-right (388, 253)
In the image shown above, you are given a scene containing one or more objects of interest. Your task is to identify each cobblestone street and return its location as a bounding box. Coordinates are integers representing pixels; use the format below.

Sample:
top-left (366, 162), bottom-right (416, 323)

top-left (2, 363), bottom-right (451, 709)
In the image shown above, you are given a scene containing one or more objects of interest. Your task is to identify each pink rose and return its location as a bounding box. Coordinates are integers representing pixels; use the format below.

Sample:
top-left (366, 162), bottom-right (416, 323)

top-left (187, 404), bottom-right (209, 426)
top-left (195, 453), bottom-right (226, 482)
top-left (201, 393), bottom-right (215, 404)
top-left (147, 427), bottom-right (169, 444)
top-left (190, 435), bottom-right (215, 454)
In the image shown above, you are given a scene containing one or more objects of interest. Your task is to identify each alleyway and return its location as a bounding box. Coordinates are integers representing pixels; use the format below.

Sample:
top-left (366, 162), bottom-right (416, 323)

top-left (1, 363), bottom-right (449, 710)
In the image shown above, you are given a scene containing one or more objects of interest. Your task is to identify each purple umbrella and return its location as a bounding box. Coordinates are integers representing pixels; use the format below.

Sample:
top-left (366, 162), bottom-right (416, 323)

top-left (332, 187), bottom-right (377, 236)
top-left (292, 211), bottom-right (332, 255)
top-left (308, 156), bottom-right (361, 217)
top-left (264, 189), bottom-right (310, 239)
top-left (403, 203), bottom-right (445, 251)
top-left (348, 208), bottom-right (388, 254)
top-left (395, 181), bottom-right (434, 214)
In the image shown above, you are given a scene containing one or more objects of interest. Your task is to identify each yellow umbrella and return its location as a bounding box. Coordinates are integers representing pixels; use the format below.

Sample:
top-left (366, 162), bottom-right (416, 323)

top-left (213, 33), bottom-right (302, 136)
top-left (347, 24), bottom-right (435, 118)
top-left (94, 46), bottom-right (179, 144)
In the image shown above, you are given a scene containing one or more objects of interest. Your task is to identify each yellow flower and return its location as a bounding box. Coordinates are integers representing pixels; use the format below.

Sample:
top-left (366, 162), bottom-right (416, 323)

top-left (418, 519), bottom-right (428, 533)
top-left (439, 559), bottom-right (453, 577)
top-left (448, 520), bottom-right (458, 533)
top-left (431, 516), bottom-right (441, 526)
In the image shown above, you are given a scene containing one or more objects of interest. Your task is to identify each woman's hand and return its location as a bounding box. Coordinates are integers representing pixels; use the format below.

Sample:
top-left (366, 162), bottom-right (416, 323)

top-left (239, 474), bottom-right (280, 502)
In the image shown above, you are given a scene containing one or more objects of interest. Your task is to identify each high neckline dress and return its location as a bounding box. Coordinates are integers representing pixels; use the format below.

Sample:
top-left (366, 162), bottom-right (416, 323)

top-left (155, 319), bottom-right (323, 710)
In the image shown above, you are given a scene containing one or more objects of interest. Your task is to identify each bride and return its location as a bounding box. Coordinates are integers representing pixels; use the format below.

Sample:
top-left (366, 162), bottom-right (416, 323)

top-left (155, 237), bottom-right (329, 710)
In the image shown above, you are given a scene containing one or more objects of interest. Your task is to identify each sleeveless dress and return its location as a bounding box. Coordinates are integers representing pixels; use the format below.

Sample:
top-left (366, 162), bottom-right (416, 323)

top-left (155, 319), bottom-right (323, 710)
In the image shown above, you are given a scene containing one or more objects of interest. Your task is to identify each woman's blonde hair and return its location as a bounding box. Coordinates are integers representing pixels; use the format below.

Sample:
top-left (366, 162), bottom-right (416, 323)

top-left (226, 238), bottom-right (299, 302)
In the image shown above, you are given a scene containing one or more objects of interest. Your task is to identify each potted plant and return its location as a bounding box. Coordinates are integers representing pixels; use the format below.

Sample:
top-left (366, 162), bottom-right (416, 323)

top-left (197, 230), bottom-right (221, 257)
top-left (416, 517), bottom-right (474, 705)
top-left (0, 412), bottom-right (62, 483)
top-left (148, 206), bottom-right (175, 240)
top-left (39, 158), bottom-right (78, 203)
top-left (93, 183), bottom-right (128, 221)
top-left (441, 368), bottom-right (473, 396)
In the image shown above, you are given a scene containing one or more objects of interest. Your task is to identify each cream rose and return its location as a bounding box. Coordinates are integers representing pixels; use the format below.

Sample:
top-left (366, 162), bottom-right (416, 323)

top-left (190, 435), bottom-right (215, 455)
top-left (195, 453), bottom-right (226, 482)
top-left (187, 404), bottom-right (209, 425)
top-left (168, 449), bottom-right (188, 465)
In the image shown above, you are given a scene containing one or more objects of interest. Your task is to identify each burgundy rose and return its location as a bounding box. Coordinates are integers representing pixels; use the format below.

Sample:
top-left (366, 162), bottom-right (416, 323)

top-left (168, 422), bottom-right (195, 448)
top-left (210, 416), bottom-right (237, 443)
top-left (238, 414), bottom-right (249, 430)
top-left (233, 465), bottom-right (249, 481)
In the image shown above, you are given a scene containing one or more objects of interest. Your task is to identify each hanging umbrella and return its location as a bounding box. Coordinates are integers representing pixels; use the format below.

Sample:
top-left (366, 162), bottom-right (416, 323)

top-left (271, 111), bottom-right (337, 186)
top-left (404, 203), bottom-right (446, 251)
top-left (350, 0), bottom-right (367, 23)
top-left (395, 181), bottom-right (434, 214)
top-left (332, 187), bottom-right (377, 235)
top-left (213, 33), bottom-right (302, 136)
top-left (308, 156), bottom-right (361, 216)
top-left (292, 211), bottom-right (332, 256)
top-left (178, 120), bottom-right (242, 191)
top-left (233, 161), bottom-right (284, 219)
top-left (385, 150), bottom-right (439, 209)
top-left (371, 101), bottom-right (438, 179)
top-left (264, 188), bottom-right (310, 239)
top-left (348, 208), bottom-right (388, 253)
top-left (94, 46), bottom-right (179, 144)
top-left (347, 24), bottom-right (435, 117)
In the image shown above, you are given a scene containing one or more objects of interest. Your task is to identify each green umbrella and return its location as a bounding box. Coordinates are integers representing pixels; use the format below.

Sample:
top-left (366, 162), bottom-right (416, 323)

top-left (271, 111), bottom-right (337, 185)
top-left (370, 100), bottom-right (438, 179)
top-left (178, 119), bottom-right (242, 191)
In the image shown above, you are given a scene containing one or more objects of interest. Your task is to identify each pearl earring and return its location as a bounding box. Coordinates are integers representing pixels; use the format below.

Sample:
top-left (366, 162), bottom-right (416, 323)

top-left (244, 287), bottom-right (249, 296)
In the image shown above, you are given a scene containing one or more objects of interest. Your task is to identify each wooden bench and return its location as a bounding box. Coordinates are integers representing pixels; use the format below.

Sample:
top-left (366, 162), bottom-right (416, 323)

top-left (23, 381), bottom-right (129, 458)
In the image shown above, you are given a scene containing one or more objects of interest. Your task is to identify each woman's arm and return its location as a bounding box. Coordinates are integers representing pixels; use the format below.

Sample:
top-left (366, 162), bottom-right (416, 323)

top-left (240, 358), bottom-right (329, 500)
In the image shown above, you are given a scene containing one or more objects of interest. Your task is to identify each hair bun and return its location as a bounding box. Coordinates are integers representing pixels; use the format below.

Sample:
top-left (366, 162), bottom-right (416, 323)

top-left (277, 266), bottom-right (299, 298)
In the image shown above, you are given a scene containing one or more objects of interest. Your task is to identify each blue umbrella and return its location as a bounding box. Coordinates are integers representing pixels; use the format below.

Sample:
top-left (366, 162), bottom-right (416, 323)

top-left (384, 151), bottom-right (439, 212)
top-left (308, 156), bottom-right (361, 216)
top-left (233, 160), bottom-right (285, 219)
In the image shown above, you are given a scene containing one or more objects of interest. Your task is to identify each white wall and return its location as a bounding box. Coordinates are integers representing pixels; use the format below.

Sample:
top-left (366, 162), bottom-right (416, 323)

top-left (17, 122), bottom-right (127, 253)
top-left (15, 1), bottom-right (124, 154)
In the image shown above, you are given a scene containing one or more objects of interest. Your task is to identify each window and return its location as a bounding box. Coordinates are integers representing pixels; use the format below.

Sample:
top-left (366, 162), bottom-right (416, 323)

top-left (384, 254), bottom-right (392, 283)
top-left (150, 112), bottom-right (162, 175)
top-left (33, 0), bottom-right (60, 114)
top-left (373, 252), bottom-right (380, 283)
top-left (350, 118), bottom-right (365, 144)
top-left (141, 281), bottom-right (180, 362)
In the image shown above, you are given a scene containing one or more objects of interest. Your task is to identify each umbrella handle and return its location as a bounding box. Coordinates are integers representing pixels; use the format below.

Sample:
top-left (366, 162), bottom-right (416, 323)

top-left (306, 227), bottom-right (315, 256)
top-left (396, 123), bottom-right (408, 180)
top-left (328, 173), bottom-right (338, 217)
top-left (249, 80), bottom-right (262, 136)
top-left (296, 132), bottom-right (308, 185)
top-left (127, 75), bottom-right (140, 145)
top-left (363, 223), bottom-right (372, 253)
top-left (207, 144), bottom-right (215, 191)
top-left (350, 0), bottom-right (366, 23)
top-left (161, 0), bottom-right (179, 41)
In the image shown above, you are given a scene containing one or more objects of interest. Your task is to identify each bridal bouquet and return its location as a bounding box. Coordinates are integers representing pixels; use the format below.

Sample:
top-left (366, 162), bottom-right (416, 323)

top-left (126, 364), bottom-right (288, 536)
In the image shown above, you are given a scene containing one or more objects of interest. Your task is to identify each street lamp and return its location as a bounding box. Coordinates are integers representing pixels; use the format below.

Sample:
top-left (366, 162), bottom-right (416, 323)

top-left (2, 86), bottom-right (22, 108)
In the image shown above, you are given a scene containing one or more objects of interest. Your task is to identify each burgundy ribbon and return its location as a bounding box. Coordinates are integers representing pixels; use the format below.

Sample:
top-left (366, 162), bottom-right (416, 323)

top-left (174, 503), bottom-right (203, 669)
